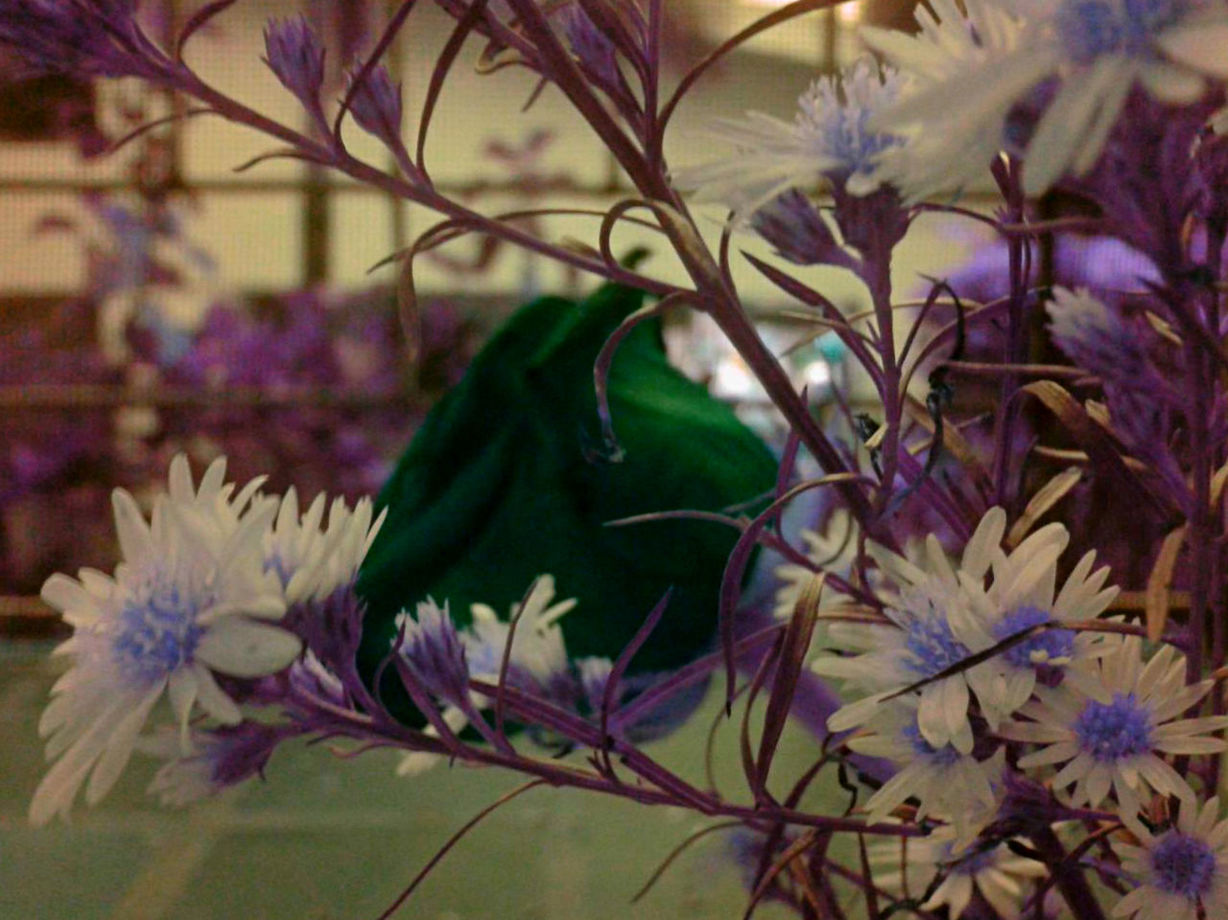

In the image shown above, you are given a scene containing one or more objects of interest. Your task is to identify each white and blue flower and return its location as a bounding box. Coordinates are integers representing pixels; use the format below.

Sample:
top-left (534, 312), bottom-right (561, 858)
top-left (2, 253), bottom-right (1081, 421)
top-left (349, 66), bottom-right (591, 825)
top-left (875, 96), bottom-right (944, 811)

top-left (845, 698), bottom-right (1005, 845)
top-left (817, 509), bottom-right (1009, 754)
top-left (674, 58), bottom-right (904, 220)
top-left (958, 519), bottom-right (1119, 729)
top-left (863, 0), bottom-right (1228, 199)
top-left (1115, 796), bottom-right (1228, 920)
top-left (31, 455), bottom-right (299, 825)
top-left (1000, 638), bottom-right (1228, 814)
top-left (871, 827), bottom-right (1047, 919)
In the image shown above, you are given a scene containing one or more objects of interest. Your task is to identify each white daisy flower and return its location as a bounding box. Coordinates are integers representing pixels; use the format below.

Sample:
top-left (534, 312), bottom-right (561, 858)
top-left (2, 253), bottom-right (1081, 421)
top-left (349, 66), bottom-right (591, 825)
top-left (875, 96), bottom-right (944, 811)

top-left (465, 574), bottom-right (576, 693)
top-left (817, 508), bottom-right (1008, 754)
top-left (864, 0), bottom-right (1228, 199)
top-left (860, 0), bottom-right (1033, 201)
top-left (674, 58), bottom-right (904, 220)
top-left (772, 508), bottom-right (855, 620)
top-left (871, 828), bottom-right (1047, 919)
top-left (958, 520), bottom-right (1119, 729)
top-left (845, 698), bottom-right (1005, 845)
top-left (1114, 795), bottom-right (1228, 920)
top-left (1000, 638), bottom-right (1228, 814)
top-left (30, 455), bottom-right (299, 826)
top-left (265, 487), bottom-right (386, 604)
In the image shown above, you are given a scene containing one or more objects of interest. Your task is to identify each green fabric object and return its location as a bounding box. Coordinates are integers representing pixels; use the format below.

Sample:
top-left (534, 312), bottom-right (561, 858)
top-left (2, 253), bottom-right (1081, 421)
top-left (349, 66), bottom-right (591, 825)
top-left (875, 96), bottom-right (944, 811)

top-left (355, 281), bottom-right (778, 724)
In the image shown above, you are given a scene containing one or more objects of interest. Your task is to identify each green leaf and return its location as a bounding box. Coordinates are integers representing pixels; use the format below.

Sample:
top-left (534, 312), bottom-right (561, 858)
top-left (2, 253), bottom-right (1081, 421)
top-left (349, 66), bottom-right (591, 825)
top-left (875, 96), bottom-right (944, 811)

top-left (356, 283), bottom-right (777, 726)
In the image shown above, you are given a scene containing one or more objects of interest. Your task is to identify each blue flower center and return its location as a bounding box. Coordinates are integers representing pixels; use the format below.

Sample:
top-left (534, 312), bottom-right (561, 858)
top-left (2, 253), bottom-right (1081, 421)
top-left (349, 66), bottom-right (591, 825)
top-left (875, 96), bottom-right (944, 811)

top-left (1057, 0), bottom-right (1185, 63)
top-left (905, 616), bottom-right (971, 678)
top-left (1073, 692), bottom-right (1153, 762)
top-left (112, 577), bottom-right (206, 682)
top-left (820, 106), bottom-right (901, 177)
top-left (994, 605), bottom-right (1076, 670)
top-left (902, 722), bottom-right (962, 766)
top-left (798, 67), bottom-right (904, 180)
top-left (1151, 832), bottom-right (1217, 899)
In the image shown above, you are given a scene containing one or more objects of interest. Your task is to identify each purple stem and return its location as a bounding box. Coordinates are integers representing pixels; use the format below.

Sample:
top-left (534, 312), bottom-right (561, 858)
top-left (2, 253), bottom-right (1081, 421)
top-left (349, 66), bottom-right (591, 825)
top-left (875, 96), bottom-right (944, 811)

top-left (991, 161), bottom-right (1030, 509)
top-left (861, 222), bottom-right (902, 515)
top-left (1030, 824), bottom-right (1107, 920)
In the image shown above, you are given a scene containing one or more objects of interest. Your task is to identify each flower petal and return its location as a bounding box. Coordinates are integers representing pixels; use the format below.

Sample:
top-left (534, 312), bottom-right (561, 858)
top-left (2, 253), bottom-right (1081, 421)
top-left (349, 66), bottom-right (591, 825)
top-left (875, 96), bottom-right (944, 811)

top-left (195, 618), bottom-right (301, 678)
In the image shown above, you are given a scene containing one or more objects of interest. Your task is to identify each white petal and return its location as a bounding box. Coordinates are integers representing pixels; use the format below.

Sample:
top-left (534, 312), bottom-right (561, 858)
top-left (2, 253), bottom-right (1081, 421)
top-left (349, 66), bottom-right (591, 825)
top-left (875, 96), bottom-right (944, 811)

top-left (1138, 61), bottom-right (1206, 103)
top-left (168, 453), bottom-right (195, 503)
top-left (195, 618), bottom-right (301, 678)
top-left (961, 507), bottom-right (1006, 579)
top-left (111, 489), bottom-right (153, 565)
top-left (191, 664), bottom-right (242, 725)
top-left (1155, 24), bottom-right (1228, 79)
top-left (1023, 58), bottom-right (1131, 196)
top-left (84, 687), bottom-right (162, 806)
top-left (40, 574), bottom-right (102, 620)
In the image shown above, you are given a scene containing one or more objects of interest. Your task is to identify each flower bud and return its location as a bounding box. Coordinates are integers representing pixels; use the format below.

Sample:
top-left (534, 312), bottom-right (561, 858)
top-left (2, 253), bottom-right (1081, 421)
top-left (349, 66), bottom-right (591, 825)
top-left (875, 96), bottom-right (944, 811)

top-left (347, 64), bottom-right (403, 147)
top-left (263, 17), bottom-right (326, 115)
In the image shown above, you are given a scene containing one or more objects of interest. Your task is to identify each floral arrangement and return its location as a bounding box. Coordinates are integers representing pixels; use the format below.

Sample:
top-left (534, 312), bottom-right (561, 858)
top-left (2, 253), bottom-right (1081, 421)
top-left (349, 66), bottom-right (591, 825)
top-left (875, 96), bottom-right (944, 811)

top-left (10, 1), bottom-right (1228, 918)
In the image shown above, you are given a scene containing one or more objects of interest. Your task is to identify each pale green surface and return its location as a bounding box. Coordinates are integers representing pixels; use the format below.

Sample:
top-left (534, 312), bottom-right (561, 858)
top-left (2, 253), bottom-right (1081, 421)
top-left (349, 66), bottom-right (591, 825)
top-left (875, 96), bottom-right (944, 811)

top-left (0, 642), bottom-right (842, 920)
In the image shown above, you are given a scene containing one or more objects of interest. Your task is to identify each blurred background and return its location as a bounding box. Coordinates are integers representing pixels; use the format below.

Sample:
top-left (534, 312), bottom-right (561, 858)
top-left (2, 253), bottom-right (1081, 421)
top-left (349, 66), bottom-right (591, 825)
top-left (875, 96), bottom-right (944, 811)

top-left (0, 1), bottom-right (979, 917)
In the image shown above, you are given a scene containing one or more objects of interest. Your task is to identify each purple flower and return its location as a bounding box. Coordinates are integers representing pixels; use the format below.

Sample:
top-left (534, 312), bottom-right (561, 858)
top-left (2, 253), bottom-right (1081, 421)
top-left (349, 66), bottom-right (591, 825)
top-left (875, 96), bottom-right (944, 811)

top-left (347, 64), bottom-right (403, 147)
top-left (751, 190), bottom-right (857, 270)
top-left (559, 6), bottom-right (620, 88)
top-left (395, 599), bottom-right (472, 708)
top-left (263, 17), bottom-right (326, 118)
top-left (144, 721), bottom-right (296, 806)
top-left (281, 584), bottom-right (367, 685)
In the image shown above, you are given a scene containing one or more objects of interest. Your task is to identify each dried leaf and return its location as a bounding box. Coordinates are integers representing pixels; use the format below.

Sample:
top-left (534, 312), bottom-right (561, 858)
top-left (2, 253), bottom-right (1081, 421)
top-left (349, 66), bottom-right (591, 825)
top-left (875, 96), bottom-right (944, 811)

top-left (1084, 399), bottom-right (1111, 428)
top-left (1144, 311), bottom-right (1183, 346)
top-left (1145, 526), bottom-right (1187, 642)
top-left (1022, 380), bottom-right (1170, 515)
top-left (1033, 446), bottom-right (1091, 464)
top-left (756, 574), bottom-right (824, 784)
top-left (1006, 466), bottom-right (1083, 548)
top-left (1211, 459), bottom-right (1228, 507)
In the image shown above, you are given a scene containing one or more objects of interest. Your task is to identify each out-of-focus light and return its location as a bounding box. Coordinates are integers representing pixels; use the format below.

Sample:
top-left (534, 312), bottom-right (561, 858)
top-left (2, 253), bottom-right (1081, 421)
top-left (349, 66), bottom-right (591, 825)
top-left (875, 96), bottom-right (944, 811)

top-left (837, 1), bottom-right (862, 23)
top-left (801, 359), bottom-right (832, 390)
top-left (712, 355), bottom-right (767, 402)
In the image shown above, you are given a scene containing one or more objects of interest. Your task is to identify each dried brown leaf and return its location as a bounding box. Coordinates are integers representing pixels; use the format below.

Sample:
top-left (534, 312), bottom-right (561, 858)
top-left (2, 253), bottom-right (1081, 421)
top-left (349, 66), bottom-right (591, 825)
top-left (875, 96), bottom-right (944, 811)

top-left (1006, 466), bottom-right (1083, 548)
top-left (1146, 526), bottom-right (1187, 642)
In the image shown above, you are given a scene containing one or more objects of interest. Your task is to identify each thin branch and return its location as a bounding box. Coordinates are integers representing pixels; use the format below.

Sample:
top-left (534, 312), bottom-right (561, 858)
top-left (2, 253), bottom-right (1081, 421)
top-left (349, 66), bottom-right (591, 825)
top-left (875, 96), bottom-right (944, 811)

top-left (375, 780), bottom-right (548, 919)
